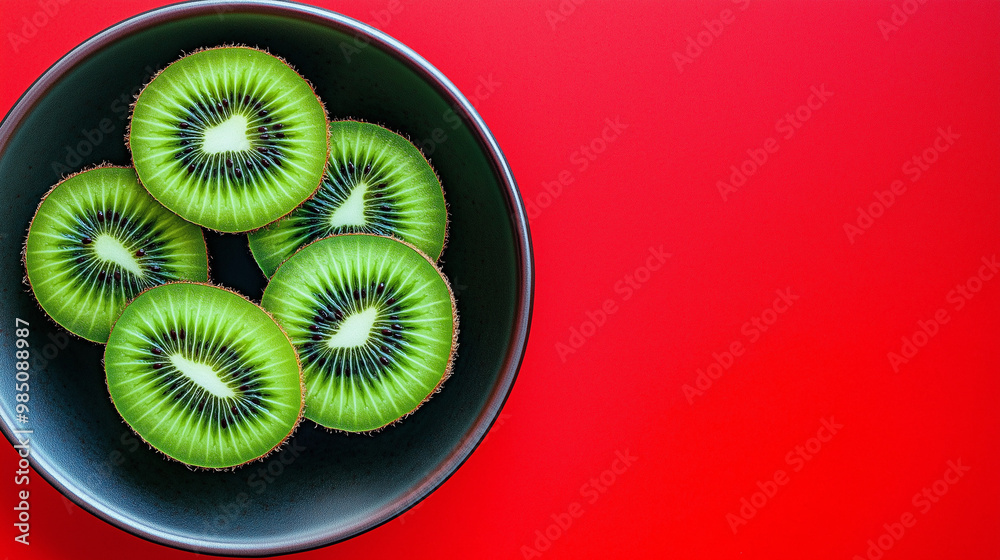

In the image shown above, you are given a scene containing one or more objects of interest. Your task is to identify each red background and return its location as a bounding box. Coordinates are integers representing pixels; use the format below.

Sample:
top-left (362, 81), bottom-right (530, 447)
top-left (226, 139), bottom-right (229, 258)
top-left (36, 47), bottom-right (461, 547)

top-left (3, 1), bottom-right (1000, 559)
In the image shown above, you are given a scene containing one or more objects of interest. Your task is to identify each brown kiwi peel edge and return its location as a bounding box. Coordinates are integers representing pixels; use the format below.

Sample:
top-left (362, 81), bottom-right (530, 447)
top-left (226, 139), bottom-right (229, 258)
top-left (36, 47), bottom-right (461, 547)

top-left (272, 233), bottom-right (459, 435)
top-left (125, 44), bottom-right (332, 234)
top-left (102, 280), bottom-right (306, 471)
top-left (21, 164), bottom-right (211, 344)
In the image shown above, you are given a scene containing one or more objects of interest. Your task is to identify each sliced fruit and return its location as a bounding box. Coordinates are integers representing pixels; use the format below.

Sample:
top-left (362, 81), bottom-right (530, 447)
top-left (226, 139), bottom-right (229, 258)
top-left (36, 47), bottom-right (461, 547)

top-left (248, 121), bottom-right (447, 277)
top-left (24, 166), bottom-right (209, 343)
top-left (129, 46), bottom-right (329, 232)
top-left (261, 234), bottom-right (457, 432)
top-left (104, 282), bottom-right (303, 469)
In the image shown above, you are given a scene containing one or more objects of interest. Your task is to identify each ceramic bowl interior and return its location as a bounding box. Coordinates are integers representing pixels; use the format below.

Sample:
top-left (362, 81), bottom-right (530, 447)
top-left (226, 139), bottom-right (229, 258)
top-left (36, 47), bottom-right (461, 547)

top-left (0, 1), bottom-right (531, 556)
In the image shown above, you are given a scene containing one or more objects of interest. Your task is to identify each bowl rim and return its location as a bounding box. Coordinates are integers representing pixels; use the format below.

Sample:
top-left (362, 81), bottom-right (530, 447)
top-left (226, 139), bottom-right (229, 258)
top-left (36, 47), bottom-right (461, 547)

top-left (0, 0), bottom-right (534, 556)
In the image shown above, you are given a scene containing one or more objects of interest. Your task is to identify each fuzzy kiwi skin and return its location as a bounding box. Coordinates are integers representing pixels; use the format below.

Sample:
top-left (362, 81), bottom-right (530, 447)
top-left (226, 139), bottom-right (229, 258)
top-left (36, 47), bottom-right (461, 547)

top-left (23, 164), bottom-right (209, 343)
top-left (262, 233), bottom-right (458, 433)
top-left (127, 45), bottom-right (331, 233)
top-left (247, 119), bottom-right (449, 278)
top-left (104, 281), bottom-right (305, 470)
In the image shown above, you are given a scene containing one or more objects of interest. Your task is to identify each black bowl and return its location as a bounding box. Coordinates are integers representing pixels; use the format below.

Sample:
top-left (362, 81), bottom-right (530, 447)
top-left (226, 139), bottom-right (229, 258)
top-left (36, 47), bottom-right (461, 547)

top-left (0, 1), bottom-right (532, 555)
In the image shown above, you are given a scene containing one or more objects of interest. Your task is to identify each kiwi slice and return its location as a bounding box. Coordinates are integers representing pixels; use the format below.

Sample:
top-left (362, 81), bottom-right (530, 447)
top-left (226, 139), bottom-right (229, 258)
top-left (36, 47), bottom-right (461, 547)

top-left (105, 282), bottom-right (303, 469)
top-left (247, 121), bottom-right (448, 277)
top-left (261, 234), bottom-right (457, 432)
top-left (129, 46), bottom-right (329, 233)
top-left (23, 166), bottom-right (209, 343)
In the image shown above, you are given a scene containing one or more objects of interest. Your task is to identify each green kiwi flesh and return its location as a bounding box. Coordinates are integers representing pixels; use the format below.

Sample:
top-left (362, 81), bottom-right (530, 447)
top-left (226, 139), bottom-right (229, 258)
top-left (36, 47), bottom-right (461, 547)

top-left (105, 282), bottom-right (303, 469)
top-left (129, 46), bottom-right (329, 233)
top-left (261, 234), bottom-right (457, 432)
top-left (248, 121), bottom-right (448, 277)
top-left (24, 166), bottom-right (209, 343)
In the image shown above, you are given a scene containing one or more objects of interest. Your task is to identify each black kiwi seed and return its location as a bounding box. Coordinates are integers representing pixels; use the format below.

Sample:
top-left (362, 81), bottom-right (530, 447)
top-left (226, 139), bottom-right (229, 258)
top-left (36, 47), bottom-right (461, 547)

top-left (81, 236), bottom-right (91, 244)
top-left (136, 248), bottom-right (145, 257)
top-left (113, 271), bottom-right (122, 281)
top-left (226, 159), bottom-right (233, 168)
top-left (153, 363), bottom-right (163, 369)
top-left (276, 132), bottom-right (285, 139)
top-left (97, 271), bottom-right (106, 281)
top-left (179, 121), bottom-right (190, 129)
top-left (152, 347), bottom-right (163, 355)
top-left (76, 256), bottom-right (85, 264)
top-left (364, 164), bottom-right (372, 174)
